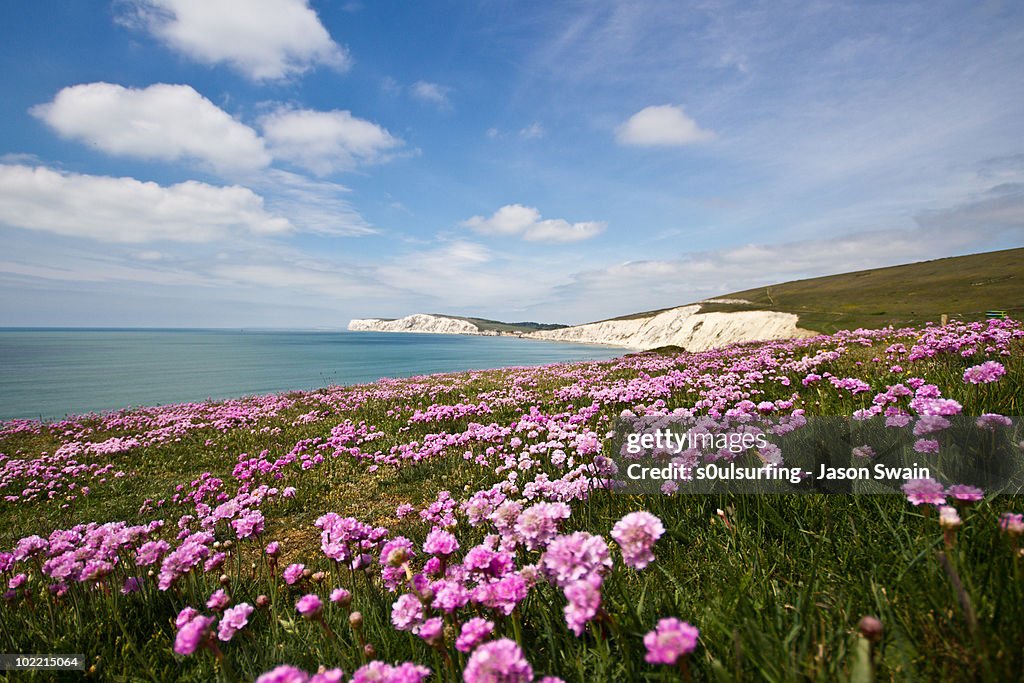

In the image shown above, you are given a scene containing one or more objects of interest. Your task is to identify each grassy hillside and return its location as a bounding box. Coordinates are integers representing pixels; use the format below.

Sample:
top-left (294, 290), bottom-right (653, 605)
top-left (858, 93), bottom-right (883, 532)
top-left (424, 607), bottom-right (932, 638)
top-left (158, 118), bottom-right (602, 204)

top-left (610, 248), bottom-right (1023, 334)
top-left (444, 315), bottom-right (568, 334)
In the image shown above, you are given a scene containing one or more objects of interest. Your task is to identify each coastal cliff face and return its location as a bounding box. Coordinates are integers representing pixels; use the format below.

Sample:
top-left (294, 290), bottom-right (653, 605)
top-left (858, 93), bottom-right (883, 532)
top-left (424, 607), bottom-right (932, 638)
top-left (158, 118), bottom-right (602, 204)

top-left (522, 305), bottom-right (813, 350)
top-left (348, 307), bottom-right (813, 350)
top-left (348, 314), bottom-right (486, 335)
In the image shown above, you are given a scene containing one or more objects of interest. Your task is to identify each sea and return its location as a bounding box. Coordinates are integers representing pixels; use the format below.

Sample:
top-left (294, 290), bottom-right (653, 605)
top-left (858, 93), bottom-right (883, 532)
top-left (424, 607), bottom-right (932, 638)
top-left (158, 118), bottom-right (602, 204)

top-left (0, 329), bottom-right (624, 422)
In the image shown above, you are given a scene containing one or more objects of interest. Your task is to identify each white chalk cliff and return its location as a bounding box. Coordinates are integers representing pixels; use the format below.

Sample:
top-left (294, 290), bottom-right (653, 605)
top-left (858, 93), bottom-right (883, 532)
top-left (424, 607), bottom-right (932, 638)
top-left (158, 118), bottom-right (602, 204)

top-left (349, 307), bottom-right (813, 351)
top-left (348, 314), bottom-right (485, 335)
top-left (522, 305), bottom-right (813, 351)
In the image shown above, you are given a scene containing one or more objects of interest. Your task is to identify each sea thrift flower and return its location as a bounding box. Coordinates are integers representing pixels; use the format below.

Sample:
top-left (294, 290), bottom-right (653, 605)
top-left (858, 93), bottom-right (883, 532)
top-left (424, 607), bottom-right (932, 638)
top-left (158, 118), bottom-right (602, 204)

top-left (1000, 513), bottom-right (1024, 536)
top-left (351, 661), bottom-right (430, 683)
top-left (265, 541), bottom-right (281, 557)
top-left (283, 563), bottom-right (305, 585)
top-left (456, 618), bottom-right (495, 653)
top-left (976, 413), bottom-right (1013, 430)
top-left (947, 485), bottom-right (984, 502)
top-left (218, 603), bottom-right (253, 642)
top-left (851, 445), bottom-right (875, 459)
top-left (135, 540), bottom-right (170, 566)
top-left (256, 665), bottom-right (310, 683)
top-left (176, 607), bottom-right (199, 629)
top-left (563, 574), bottom-right (603, 636)
top-left (174, 615), bottom-right (215, 656)
top-left (938, 506), bottom-right (961, 529)
top-left (418, 617), bottom-right (444, 643)
top-left (423, 528), bottom-right (459, 557)
top-left (207, 588), bottom-right (230, 611)
top-left (541, 532), bottom-right (612, 587)
top-left (391, 593), bottom-right (425, 631)
top-left (381, 537), bottom-right (415, 567)
top-left (644, 618), bottom-right (700, 665)
top-left (330, 587), bottom-right (352, 606)
top-left (464, 638), bottom-right (534, 683)
top-left (913, 439), bottom-right (940, 454)
top-left (611, 511), bottom-right (665, 570)
top-left (296, 594), bottom-right (323, 619)
top-left (902, 478), bottom-right (946, 506)
top-left (514, 502), bottom-right (571, 551)
top-left (963, 361), bottom-right (1006, 384)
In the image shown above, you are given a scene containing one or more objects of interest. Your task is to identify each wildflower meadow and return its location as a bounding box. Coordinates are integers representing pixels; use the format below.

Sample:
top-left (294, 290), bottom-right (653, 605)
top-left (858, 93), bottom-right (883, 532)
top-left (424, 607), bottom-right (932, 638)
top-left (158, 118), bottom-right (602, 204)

top-left (1, 319), bottom-right (1023, 681)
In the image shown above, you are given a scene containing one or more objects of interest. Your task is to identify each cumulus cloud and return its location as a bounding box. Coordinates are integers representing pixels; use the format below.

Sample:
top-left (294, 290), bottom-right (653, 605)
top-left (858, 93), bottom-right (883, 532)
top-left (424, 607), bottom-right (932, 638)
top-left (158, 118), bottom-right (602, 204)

top-left (117, 0), bottom-right (349, 81)
top-left (0, 164), bottom-right (292, 243)
top-left (410, 81), bottom-right (452, 110)
top-left (462, 204), bottom-right (605, 243)
top-left (519, 122), bottom-right (545, 139)
top-left (616, 104), bottom-right (714, 146)
top-left (259, 107), bottom-right (403, 175)
top-left (32, 83), bottom-right (270, 173)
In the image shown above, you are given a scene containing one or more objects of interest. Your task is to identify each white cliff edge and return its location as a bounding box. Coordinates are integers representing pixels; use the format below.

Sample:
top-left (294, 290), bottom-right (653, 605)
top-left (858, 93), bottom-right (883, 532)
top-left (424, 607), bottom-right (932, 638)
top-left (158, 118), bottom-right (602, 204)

top-left (348, 314), bottom-right (486, 336)
top-left (522, 305), bottom-right (814, 351)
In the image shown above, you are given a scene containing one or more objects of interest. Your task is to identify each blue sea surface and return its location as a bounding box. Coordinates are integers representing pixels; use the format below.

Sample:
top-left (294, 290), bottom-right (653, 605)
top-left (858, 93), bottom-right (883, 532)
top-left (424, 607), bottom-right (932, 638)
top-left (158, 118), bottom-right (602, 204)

top-left (0, 329), bottom-right (623, 421)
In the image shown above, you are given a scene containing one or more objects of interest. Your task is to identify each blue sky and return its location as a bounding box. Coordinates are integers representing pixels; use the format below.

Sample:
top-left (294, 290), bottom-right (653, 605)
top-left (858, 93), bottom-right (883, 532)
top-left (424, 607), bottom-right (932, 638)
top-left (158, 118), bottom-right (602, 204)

top-left (1, 0), bottom-right (1022, 328)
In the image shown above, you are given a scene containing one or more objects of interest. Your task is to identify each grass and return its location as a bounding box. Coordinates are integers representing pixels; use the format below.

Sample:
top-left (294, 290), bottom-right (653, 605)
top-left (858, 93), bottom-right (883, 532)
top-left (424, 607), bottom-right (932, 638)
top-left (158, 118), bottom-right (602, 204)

top-left (0, 320), bottom-right (1022, 681)
top-left (598, 247), bottom-right (1024, 334)
top-left (697, 248), bottom-right (1024, 333)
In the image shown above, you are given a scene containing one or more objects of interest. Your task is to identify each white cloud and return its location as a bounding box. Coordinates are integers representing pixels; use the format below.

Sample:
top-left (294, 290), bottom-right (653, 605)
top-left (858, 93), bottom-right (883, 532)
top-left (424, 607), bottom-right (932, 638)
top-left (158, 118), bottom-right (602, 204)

top-left (616, 104), bottom-right (714, 146)
top-left (118, 0), bottom-right (349, 81)
top-left (0, 164), bottom-right (292, 243)
top-left (255, 170), bottom-right (376, 236)
top-left (462, 204), bottom-right (605, 243)
top-left (32, 83), bottom-right (270, 173)
top-left (259, 107), bottom-right (403, 175)
top-left (519, 122), bottom-right (545, 139)
top-left (410, 81), bottom-right (452, 110)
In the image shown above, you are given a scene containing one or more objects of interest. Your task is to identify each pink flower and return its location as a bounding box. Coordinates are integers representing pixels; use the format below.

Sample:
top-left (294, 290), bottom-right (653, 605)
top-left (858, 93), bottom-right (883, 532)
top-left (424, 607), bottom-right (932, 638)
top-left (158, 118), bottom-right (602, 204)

top-left (564, 574), bottom-right (602, 636)
top-left (351, 661), bottom-right (430, 683)
top-left (174, 615), bottom-right (215, 656)
top-left (218, 603), bottom-right (253, 641)
top-left (175, 606), bottom-right (199, 629)
top-left (456, 617), bottom-right (495, 653)
top-left (330, 587), bottom-right (352, 606)
top-left (643, 617), bottom-right (699, 665)
top-left (514, 502), bottom-right (571, 551)
top-left (464, 638), bottom-right (533, 683)
top-left (423, 528), bottom-right (459, 557)
top-left (296, 594), bottom-right (323, 618)
top-left (976, 414), bottom-right (1013, 430)
top-left (417, 617), bottom-right (444, 643)
top-left (611, 511), bottom-right (665, 570)
top-left (541, 532), bottom-right (612, 587)
top-left (946, 484), bottom-right (984, 502)
top-left (391, 593), bottom-right (424, 631)
top-left (265, 541), bottom-right (281, 556)
top-left (283, 563), bottom-right (305, 585)
top-left (1000, 513), bottom-right (1024, 535)
top-left (256, 665), bottom-right (310, 683)
top-left (902, 478), bottom-right (946, 506)
top-left (963, 361), bottom-right (1006, 384)
top-left (206, 588), bottom-right (231, 611)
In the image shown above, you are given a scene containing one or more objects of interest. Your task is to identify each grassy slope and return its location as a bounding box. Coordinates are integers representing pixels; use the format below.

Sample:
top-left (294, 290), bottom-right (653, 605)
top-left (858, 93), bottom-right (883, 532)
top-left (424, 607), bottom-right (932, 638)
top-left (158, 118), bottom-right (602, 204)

top-left (1, 326), bottom-right (1023, 681)
top-left (603, 248), bottom-right (1024, 334)
top-left (441, 315), bottom-right (567, 334)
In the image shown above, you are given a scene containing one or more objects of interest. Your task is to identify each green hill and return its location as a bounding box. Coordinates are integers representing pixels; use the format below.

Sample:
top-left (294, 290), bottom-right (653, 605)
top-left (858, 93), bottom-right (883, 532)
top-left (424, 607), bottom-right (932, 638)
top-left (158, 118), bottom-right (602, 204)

top-left (436, 315), bottom-right (567, 334)
top-left (611, 248), bottom-right (1022, 334)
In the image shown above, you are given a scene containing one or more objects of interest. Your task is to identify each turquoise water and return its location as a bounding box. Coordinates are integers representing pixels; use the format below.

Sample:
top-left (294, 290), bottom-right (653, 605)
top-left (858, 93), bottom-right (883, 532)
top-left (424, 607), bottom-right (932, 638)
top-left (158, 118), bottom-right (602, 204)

top-left (0, 329), bottom-right (623, 421)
